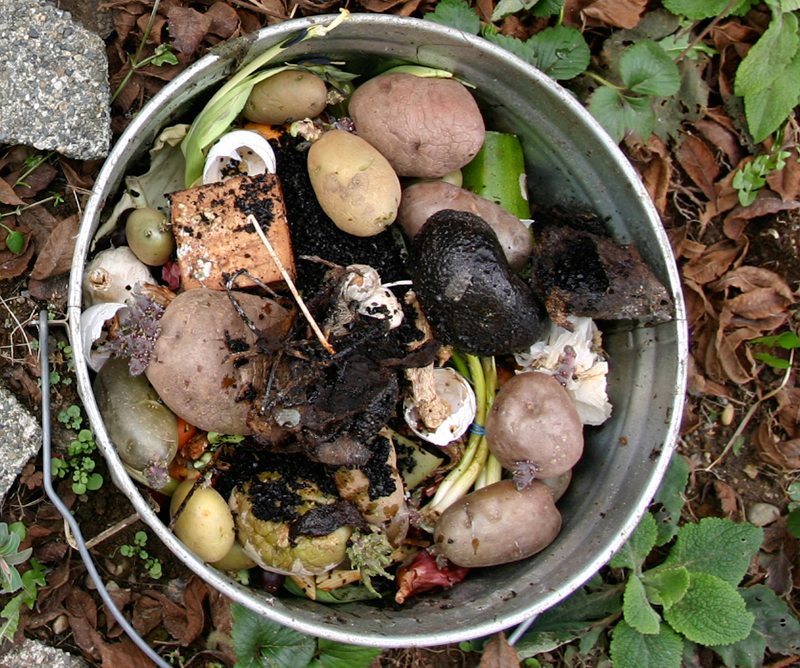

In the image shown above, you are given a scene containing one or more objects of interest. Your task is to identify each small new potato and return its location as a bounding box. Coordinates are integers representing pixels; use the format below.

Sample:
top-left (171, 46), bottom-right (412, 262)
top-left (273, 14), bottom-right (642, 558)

top-left (126, 207), bottom-right (176, 266)
top-left (170, 480), bottom-right (236, 563)
top-left (485, 372), bottom-right (584, 480)
top-left (243, 70), bottom-right (328, 125)
top-left (434, 480), bottom-right (561, 567)
top-left (307, 130), bottom-right (401, 237)
top-left (349, 72), bottom-right (485, 178)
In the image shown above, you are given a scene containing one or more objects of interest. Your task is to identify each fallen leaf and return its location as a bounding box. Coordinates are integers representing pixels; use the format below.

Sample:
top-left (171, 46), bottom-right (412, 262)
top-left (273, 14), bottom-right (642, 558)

top-left (677, 134), bottom-right (720, 201)
top-left (480, 632), bottom-right (520, 668)
top-left (710, 265), bottom-right (795, 303)
top-left (753, 421), bottom-right (800, 470)
top-left (695, 118), bottom-right (744, 167)
top-left (66, 588), bottom-right (102, 661)
top-left (0, 176), bottom-right (25, 206)
top-left (98, 636), bottom-right (156, 668)
top-left (131, 596), bottom-right (164, 638)
top-left (14, 162), bottom-right (58, 199)
top-left (0, 226), bottom-right (35, 280)
top-left (180, 576), bottom-right (208, 646)
top-left (765, 545), bottom-right (794, 596)
top-left (681, 238), bottom-right (744, 285)
top-left (766, 146), bottom-right (800, 202)
top-left (724, 287), bottom-right (793, 320)
top-left (715, 324), bottom-right (754, 384)
top-left (723, 192), bottom-right (800, 240)
top-left (167, 6), bottom-right (212, 56)
top-left (628, 134), bottom-right (672, 215)
top-left (206, 1), bottom-right (240, 38)
top-left (583, 0), bottom-right (646, 28)
top-left (711, 19), bottom-right (760, 52)
top-left (713, 480), bottom-right (740, 520)
top-left (31, 214), bottom-right (80, 280)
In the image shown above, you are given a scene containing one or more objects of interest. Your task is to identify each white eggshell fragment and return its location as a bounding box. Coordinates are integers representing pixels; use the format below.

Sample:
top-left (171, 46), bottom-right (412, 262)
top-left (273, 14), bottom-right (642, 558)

top-left (405, 367), bottom-right (476, 446)
top-left (202, 130), bottom-right (277, 184)
top-left (80, 302), bottom-right (126, 372)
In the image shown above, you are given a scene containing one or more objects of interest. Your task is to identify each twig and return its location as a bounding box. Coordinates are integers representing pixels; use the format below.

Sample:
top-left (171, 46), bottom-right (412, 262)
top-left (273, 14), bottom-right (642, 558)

top-left (699, 349), bottom-right (795, 473)
top-left (765, 656), bottom-right (800, 668)
top-left (247, 213), bottom-right (335, 355)
top-left (675, 0), bottom-right (740, 63)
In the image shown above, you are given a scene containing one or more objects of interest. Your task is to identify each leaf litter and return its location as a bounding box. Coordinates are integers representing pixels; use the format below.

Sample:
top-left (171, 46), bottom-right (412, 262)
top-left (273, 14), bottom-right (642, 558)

top-left (2, 0), bottom-right (800, 666)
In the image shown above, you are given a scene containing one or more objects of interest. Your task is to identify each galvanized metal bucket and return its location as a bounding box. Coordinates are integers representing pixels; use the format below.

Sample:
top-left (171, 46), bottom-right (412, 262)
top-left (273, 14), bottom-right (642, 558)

top-left (68, 13), bottom-right (688, 648)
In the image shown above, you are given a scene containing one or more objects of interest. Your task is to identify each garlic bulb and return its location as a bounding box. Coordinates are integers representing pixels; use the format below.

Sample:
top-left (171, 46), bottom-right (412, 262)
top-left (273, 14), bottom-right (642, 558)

top-left (80, 302), bottom-right (126, 372)
top-left (404, 367), bottom-right (477, 446)
top-left (82, 246), bottom-right (156, 307)
top-left (514, 316), bottom-right (612, 426)
top-left (202, 130), bottom-right (277, 184)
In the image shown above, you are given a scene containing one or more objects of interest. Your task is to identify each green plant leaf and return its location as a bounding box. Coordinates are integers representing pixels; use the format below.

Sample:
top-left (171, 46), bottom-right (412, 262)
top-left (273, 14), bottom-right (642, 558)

top-left (662, 0), bottom-right (757, 20)
top-left (610, 620), bottom-right (683, 668)
top-left (787, 508), bottom-right (800, 538)
top-left (610, 511), bottom-right (658, 571)
top-left (516, 583), bottom-right (623, 656)
top-left (86, 473), bottom-right (103, 491)
top-left (619, 40), bottom-right (681, 97)
top-left (491, 0), bottom-right (536, 22)
top-left (735, 10), bottom-right (799, 98)
top-left (232, 603), bottom-right (316, 668)
top-left (744, 48), bottom-right (800, 143)
top-left (531, 0), bottom-right (563, 16)
top-left (588, 87), bottom-right (654, 143)
top-left (641, 567), bottom-right (690, 610)
top-left (779, 0), bottom-right (800, 10)
top-left (750, 331), bottom-right (800, 349)
top-left (315, 639), bottom-right (382, 668)
top-left (662, 517), bottom-right (763, 585)
top-left (652, 454), bottom-right (690, 546)
top-left (0, 594), bottom-right (25, 642)
top-left (710, 585), bottom-right (800, 668)
top-left (753, 352), bottom-right (791, 369)
top-left (623, 575), bottom-right (661, 634)
top-left (425, 0), bottom-right (481, 34)
top-left (663, 572), bottom-right (753, 646)
top-left (526, 25), bottom-right (591, 80)
top-left (4, 230), bottom-right (24, 255)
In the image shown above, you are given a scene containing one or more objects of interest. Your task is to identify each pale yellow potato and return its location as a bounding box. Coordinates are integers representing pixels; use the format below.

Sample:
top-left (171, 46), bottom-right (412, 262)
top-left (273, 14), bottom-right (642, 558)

top-left (243, 70), bottom-right (328, 125)
top-left (171, 480), bottom-right (236, 563)
top-left (307, 130), bottom-right (401, 237)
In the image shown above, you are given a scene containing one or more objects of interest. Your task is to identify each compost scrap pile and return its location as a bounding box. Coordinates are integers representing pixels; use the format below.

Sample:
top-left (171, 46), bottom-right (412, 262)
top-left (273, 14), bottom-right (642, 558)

top-left (80, 29), bottom-right (673, 607)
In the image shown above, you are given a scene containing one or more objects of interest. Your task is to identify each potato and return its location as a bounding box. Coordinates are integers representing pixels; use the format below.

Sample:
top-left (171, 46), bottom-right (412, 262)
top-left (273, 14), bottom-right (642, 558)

top-left (171, 480), bottom-right (236, 563)
top-left (243, 69), bottom-right (328, 125)
top-left (434, 479), bottom-right (561, 567)
top-left (145, 288), bottom-right (291, 435)
top-left (126, 207), bottom-right (176, 266)
top-left (485, 372), bottom-right (584, 480)
top-left (210, 541), bottom-right (258, 572)
top-left (398, 181), bottom-right (533, 270)
top-left (307, 129), bottom-right (401, 237)
top-left (348, 73), bottom-right (485, 178)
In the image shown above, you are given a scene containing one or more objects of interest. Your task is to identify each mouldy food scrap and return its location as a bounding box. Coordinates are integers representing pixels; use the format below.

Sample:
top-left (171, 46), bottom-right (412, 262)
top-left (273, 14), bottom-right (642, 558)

top-left (169, 172), bottom-right (294, 290)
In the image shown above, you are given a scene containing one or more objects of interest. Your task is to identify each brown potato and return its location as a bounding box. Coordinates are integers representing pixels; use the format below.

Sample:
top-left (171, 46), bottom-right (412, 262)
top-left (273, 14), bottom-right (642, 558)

top-left (145, 288), bottom-right (291, 435)
top-left (434, 479), bottom-right (561, 567)
top-left (398, 181), bottom-right (533, 270)
top-left (243, 69), bottom-right (328, 125)
top-left (485, 372), bottom-right (583, 480)
top-left (307, 129), bottom-right (401, 237)
top-left (349, 73), bottom-right (485, 178)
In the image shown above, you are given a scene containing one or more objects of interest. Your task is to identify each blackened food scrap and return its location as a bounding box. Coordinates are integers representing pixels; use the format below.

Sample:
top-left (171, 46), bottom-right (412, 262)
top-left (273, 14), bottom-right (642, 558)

top-left (529, 223), bottom-right (673, 328)
top-left (270, 132), bottom-right (408, 293)
top-left (234, 173), bottom-right (277, 231)
top-left (359, 434), bottom-right (397, 501)
top-left (292, 498), bottom-right (368, 538)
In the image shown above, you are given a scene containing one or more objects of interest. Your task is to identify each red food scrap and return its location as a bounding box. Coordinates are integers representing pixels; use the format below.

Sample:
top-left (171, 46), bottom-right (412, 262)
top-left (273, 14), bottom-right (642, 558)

top-left (394, 550), bottom-right (468, 604)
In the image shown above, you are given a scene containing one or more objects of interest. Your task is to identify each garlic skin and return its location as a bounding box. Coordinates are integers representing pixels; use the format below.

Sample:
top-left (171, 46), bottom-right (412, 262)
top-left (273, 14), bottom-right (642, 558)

top-left (82, 246), bottom-right (156, 307)
top-left (514, 316), bottom-right (612, 426)
top-left (202, 130), bottom-right (277, 185)
top-left (80, 302), bottom-right (126, 372)
top-left (404, 367), bottom-right (477, 446)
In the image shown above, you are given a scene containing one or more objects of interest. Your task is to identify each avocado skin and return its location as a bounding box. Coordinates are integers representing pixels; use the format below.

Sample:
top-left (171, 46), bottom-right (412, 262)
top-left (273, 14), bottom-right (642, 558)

top-left (409, 209), bottom-right (546, 356)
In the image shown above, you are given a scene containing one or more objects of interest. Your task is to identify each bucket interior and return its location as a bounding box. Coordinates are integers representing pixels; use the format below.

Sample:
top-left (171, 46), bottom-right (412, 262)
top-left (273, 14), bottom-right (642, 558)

top-left (68, 14), bottom-right (688, 648)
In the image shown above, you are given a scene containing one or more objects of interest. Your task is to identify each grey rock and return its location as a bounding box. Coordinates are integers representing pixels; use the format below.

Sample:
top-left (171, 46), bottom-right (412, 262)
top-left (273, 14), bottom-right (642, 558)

top-left (0, 384), bottom-right (40, 505)
top-left (0, 0), bottom-right (111, 160)
top-left (748, 502), bottom-right (781, 527)
top-left (0, 638), bottom-right (89, 668)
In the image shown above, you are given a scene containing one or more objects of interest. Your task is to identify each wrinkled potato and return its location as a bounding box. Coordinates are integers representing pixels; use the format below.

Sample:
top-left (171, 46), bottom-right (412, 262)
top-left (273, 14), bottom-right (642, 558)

top-left (434, 479), bottom-right (561, 567)
top-left (349, 73), bottom-right (485, 178)
top-left (485, 372), bottom-right (584, 480)
top-left (171, 480), bottom-right (236, 563)
top-left (145, 288), bottom-right (291, 435)
top-left (242, 69), bottom-right (328, 125)
top-left (307, 129), bottom-right (401, 237)
top-left (398, 181), bottom-right (533, 270)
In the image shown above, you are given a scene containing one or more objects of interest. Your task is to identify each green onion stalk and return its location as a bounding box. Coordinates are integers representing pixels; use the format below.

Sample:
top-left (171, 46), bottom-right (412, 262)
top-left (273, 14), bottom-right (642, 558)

top-left (427, 354), bottom-right (499, 513)
top-left (181, 9), bottom-right (351, 187)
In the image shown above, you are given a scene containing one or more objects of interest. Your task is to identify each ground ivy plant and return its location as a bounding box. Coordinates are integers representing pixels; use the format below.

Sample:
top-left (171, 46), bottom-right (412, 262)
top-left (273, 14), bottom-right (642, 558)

top-left (508, 455), bottom-right (800, 668)
top-left (0, 522), bottom-right (47, 644)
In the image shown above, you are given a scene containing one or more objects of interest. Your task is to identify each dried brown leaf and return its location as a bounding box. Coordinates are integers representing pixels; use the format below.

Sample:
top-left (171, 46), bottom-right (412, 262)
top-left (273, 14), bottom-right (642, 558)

top-left (66, 588), bottom-right (102, 661)
top-left (683, 279), bottom-right (715, 329)
top-left (710, 266), bottom-right (795, 303)
top-left (695, 118), bottom-right (744, 167)
top-left (98, 636), bottom-right (156, 668)
top-left (711, 19), bottom-right (760, 51)
top-left (0, 176), bottom-right (25, 206)
top-left (713, 169), bottom-right (741, 217)
top-left (132, 596), bottom-right (164, 638)
top-left (753, 421), bottom-right (800, 470)
top-left (677, 134), bottom-right (720, 201)
top-left (206, 1), bottom-right (240, 38)
top-left (715, 322), bottom-right (753, 384)
top-left (766, 147), bottom-right (800, 202)
top-left (725, 287), bottom-right (793, 320)
top-left (181, 576), bottom-right (208, 646)
top-left (723, 193), bottom-right (800, 240)
top-left (0, 227), bottom-right (35, 280)
top-left (582, 0), bottom-right (646, 28)
top-left (713, 480), bottom-right (740, 520)
top-left (31, 214), bottom-right (80, 280)
top-left (765, 546), bottom-right (794, 596)
top-left (167, 6), bottom-right (212, 56)
top-left (682, 239), bottom-right (744, 285)
top-left (13, 163), bottom-right (59, 200)
top-left (480, 633), bottom-right (520, 668)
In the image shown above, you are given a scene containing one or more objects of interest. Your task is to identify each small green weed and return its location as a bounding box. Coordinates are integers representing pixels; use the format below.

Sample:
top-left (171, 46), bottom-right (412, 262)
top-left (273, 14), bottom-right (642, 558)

top-left (0, 522), bottom-right (47, 644)
top-left (52, 428), bottom-right (104, 495)
top-left (57, 404), bottom-right (83, 431)
top-left (749, 330), bottom-right (800, 369)
top-left (230, 603), bottom-right (381, 668)
top-left (733, 149), bottom-right (793, 206)
top-left (120, 531), bottom-right (163, 579)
